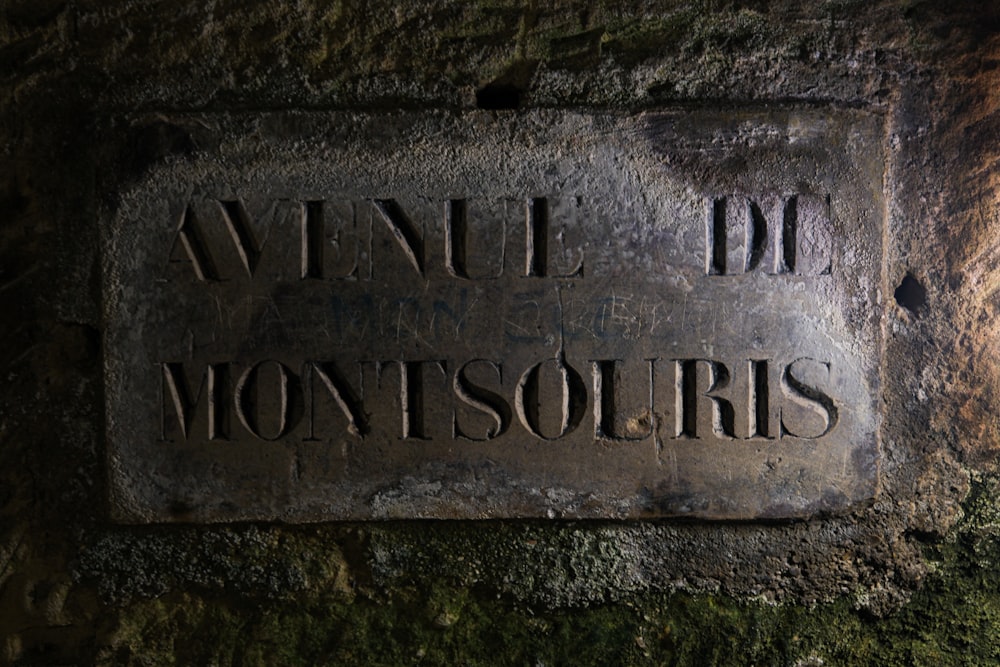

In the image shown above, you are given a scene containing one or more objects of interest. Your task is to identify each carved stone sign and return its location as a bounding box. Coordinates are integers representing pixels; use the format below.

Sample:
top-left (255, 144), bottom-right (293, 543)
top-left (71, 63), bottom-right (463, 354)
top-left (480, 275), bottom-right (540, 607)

top-left (102, 110), bottom-right (883, 522)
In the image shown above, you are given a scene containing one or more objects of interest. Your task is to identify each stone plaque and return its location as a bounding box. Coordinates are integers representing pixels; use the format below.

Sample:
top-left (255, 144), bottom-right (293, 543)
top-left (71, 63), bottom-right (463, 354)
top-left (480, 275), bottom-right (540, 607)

top-left (102, 110), bottom-right (882, 522)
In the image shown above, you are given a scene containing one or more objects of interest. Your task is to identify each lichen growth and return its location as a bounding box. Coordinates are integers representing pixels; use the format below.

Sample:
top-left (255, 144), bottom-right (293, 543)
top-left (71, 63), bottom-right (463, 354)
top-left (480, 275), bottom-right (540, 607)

top-left (51, 474), bottom-right (1000, 664)
top-left (74, 526), bottom-right (354, 604)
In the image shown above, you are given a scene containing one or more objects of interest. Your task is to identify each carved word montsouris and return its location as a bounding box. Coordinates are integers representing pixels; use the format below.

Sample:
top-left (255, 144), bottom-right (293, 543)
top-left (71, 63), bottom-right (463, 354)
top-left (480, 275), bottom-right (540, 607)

top-left (160, 356), bottom-right (836, 444)
top-left (161, 195), bottom-right (837, 445)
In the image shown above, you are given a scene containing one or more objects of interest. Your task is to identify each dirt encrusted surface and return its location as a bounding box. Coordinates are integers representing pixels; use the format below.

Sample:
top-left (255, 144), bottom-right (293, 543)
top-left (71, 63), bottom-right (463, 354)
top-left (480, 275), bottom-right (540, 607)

top-left (3, 0), bottom-right (1000, 663)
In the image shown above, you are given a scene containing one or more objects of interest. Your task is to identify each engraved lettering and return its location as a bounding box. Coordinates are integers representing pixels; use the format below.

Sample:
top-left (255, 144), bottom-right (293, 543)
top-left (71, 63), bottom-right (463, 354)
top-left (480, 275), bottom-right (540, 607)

top-left (514, 356), bottom-right (587, 440)
top-left (706, 195), bottom-right (829, 275)
top-left (706, 196), bottom-right (762, 275)
top-left (780, 358), bottom-right (839, 439)
top-left (747, 359), bottom-right (774, 439)
top-left (304, 361), bottom-right (368, 438)
top-left (171, 199), bottom-right (296, 281)
top-left (524, 197), bottom-right (584, 278)
top-left (674, 359), bottom-right (736, 439)
top-left (372, 199), bottom-right (424, 278)
top-left (591, 359), bottom-right (653, 441)
top-left (170, 205), bottom-right (219, 281)
top-left (781, 196), bottom-right (797, 274)
top-left (746, 200), bottom-right (770, 272)
top-left (707, 198), bottom-right (726, 275)
top-left (525, 197), bottom-right (548, 277)
top-left (155, 355), bottom-right (844, 444)
top-left (107, 110), bottom-right (883, 522)
top-left (169, 194), bottom-right (600, 284)
top-left (160, 362), bottom-right (227, 440)
top-left (218, 200), bottom-right (265, 277)
top-left (452, 359), bottom-right (512, 441)
top-left (301, 199), bottom-right (364, 281)
top-left (300, 200), bottom-right (325, 279)
top-left (445, 199), bottom-right (469, 278)
top-left (394, 360), bottom-right (447, 440)
top-left (445, 199), bottom-right (506, 280)
top-left (234, 360), bottom-right (302, 441)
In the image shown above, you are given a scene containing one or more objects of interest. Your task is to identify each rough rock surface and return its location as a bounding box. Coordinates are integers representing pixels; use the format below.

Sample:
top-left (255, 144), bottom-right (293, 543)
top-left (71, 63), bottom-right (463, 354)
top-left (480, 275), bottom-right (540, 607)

top-left (2, 1), bottom-right (1000, 663)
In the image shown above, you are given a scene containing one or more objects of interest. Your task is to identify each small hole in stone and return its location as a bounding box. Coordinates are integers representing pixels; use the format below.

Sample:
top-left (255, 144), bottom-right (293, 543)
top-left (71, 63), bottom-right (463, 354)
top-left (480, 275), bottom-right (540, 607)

top-left (894, 273), bottom-right (927, 314)
top-left (475, 83), bottom-right (521, 110)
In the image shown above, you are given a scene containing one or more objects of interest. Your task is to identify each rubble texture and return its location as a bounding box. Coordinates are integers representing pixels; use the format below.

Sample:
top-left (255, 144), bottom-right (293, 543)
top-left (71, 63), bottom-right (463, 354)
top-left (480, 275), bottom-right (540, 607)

top-left (2, 0), bottom-right (1000, 663)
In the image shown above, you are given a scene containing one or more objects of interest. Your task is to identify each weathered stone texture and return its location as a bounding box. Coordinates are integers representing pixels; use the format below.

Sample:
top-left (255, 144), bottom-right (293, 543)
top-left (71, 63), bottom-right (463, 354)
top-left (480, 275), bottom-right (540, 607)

top-left (3, 0), bottom-right (1000, 663)
top-left (102, 109), bottom-right (881, 522)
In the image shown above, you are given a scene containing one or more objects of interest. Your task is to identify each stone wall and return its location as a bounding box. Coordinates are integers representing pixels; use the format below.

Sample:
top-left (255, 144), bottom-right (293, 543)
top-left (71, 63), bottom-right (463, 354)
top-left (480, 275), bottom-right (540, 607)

top-left (2, 1), bottom-right (1000, 663)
